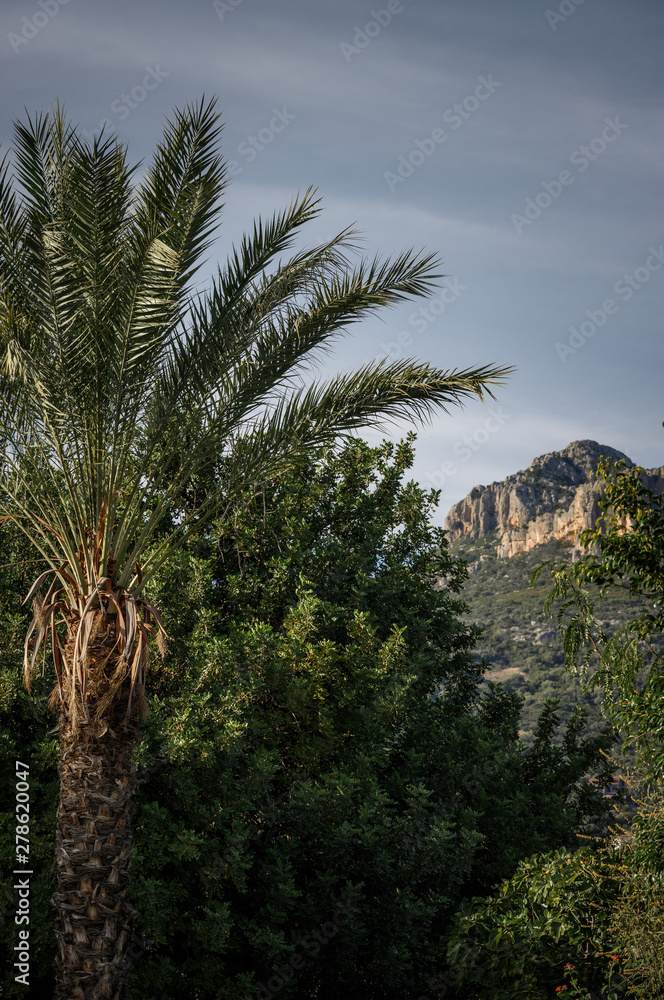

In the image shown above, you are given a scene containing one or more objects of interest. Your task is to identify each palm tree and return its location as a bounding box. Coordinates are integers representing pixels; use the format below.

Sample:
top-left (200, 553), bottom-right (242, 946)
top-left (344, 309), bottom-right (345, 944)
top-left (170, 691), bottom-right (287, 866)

top-left (0, 97), bottom-right (510, 998)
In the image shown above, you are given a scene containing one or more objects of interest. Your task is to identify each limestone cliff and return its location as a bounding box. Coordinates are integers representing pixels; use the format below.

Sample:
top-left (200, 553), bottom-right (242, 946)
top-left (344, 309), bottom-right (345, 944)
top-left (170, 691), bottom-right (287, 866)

top-left (444, 440), bottom-right (664, 559)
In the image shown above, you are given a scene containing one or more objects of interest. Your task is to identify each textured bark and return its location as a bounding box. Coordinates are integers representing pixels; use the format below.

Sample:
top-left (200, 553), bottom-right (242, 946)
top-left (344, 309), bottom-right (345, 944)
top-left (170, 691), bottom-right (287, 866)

top-left (53, 615), bottom-right (140, 1000)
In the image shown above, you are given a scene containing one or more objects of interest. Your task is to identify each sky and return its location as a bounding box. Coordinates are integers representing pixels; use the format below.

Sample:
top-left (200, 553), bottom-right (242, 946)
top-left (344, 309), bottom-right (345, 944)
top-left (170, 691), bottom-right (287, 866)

top-left (1, 0), bottom-right (662, 525)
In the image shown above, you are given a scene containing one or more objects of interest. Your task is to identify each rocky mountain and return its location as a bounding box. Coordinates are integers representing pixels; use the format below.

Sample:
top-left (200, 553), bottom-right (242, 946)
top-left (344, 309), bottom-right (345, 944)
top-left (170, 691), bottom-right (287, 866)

top-left (444, 439), bottom-right (664, 560)
top-left (442, 440), bottom-right (663, 741)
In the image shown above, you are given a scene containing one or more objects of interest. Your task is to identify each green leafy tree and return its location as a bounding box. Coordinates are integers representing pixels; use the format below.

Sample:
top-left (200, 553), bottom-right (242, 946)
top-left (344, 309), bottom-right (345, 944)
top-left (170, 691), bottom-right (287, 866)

top-left (123, 438), bottom-right (612, 998)
top-left (1, 436), bottom-right (614, 998)
top-left (606, 780), bottom-right (664, 998)
top-left (446, 845), bottom-right (626, 999)
top-left (535, 453), bottom-right (664, 772)
top-left (534, 448), bottom-right (664, 996)
top-left (0, 98), bottom-right (510, 996)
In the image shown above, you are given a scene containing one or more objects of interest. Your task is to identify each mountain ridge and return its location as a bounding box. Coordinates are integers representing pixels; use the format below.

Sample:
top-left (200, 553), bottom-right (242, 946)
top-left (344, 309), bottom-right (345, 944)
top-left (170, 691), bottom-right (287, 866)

top-left (444, 439), bottom-right (664, 560)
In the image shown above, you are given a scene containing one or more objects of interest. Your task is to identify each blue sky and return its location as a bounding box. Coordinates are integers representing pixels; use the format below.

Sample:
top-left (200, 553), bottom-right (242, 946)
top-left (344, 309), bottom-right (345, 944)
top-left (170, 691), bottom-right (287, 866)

top-left (1, 0), bottom-right (661, 523)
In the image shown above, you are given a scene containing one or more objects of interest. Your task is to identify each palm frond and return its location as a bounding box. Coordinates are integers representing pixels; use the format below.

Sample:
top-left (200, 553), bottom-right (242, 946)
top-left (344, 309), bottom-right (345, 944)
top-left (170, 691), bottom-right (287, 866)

top-left (221, 359), bottom-right (513, 483)
top-left (132, 96), bottom-right (226, 289)
top-left (133, 360), bottom-right (512, 589)
top-left (0, 98), bottom-right (514, 715)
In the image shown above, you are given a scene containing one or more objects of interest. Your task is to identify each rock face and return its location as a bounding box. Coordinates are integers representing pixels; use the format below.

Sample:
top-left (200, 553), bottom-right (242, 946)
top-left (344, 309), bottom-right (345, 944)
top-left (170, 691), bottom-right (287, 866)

top-left (444, 440), bottom-right (664, 559)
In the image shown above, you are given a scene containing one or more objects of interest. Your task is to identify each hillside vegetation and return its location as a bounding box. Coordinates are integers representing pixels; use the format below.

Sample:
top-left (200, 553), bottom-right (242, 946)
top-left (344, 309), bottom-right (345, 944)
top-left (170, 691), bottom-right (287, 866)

top-left (447, 532), bottom-right (652, 742)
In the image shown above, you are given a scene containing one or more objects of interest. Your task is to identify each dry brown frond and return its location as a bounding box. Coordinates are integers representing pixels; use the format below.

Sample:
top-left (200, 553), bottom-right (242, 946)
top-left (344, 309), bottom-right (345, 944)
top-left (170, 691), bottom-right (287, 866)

top-left (48, 683), bottom-right (61, 713)
top-left (33, 592), bottom-right (50, 633)
top-left (156, 631), bottom-right (169, 660)
top-left (94, 656), bottom-right (130, 721)
top-left (136, 685), bottom-right (149, 718)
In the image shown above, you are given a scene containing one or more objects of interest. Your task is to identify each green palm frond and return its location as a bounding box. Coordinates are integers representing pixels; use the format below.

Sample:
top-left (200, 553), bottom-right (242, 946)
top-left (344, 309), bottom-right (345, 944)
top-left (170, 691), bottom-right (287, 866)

top-left (1, 96), bottom-right (512, 629)
top-left (217, 360), bottom-right (510, 486)
top-left (132, 96), bottom-right (226, 288)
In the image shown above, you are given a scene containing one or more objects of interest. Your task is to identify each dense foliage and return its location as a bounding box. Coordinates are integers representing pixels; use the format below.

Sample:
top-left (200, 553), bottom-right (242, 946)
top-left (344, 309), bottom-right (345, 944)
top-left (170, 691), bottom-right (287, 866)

top-left (540, 456), bottom-right (664, 773)
top-left (0, 437), bottom-right (614, 998)
top-left (449, 532), bottom-right (650, 742)
top-left (446, 845), bottom-right (626, 1000)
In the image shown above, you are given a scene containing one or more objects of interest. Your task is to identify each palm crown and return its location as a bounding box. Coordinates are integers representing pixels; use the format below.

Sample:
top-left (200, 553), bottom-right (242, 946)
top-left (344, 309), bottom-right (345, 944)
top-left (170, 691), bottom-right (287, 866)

top-left (0, 96), bottom-right (509, 720)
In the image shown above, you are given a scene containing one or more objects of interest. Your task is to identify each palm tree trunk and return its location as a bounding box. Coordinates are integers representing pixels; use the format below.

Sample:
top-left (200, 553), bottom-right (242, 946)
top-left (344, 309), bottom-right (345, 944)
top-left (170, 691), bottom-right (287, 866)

top-left (53, 619), bottom-right (140, 1000)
